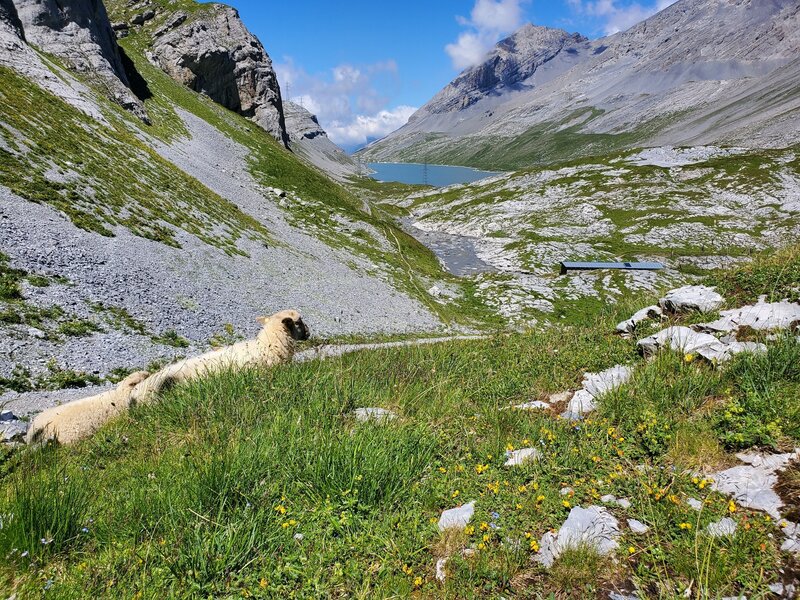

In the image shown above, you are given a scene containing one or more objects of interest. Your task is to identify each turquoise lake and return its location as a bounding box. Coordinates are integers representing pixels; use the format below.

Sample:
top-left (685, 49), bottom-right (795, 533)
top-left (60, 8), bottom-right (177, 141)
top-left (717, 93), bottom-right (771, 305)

top-left (367, 162), bottom-right (500, 187)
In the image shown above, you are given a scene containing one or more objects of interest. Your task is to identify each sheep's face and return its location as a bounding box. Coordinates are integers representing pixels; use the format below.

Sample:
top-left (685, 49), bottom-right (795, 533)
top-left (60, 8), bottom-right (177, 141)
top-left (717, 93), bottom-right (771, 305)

top-left (257, 309), bottom-right (310, 341)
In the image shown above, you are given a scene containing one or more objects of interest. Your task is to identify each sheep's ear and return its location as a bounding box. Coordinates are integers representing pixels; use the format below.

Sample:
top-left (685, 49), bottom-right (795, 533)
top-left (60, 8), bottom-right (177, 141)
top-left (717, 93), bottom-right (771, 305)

top-left (255, 316), bottom-right (269, 325)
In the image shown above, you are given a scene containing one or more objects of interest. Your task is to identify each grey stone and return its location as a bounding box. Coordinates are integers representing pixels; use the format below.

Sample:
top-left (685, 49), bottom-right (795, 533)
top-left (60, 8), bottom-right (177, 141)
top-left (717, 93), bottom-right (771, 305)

top-left (503, 447), bottom-right (540, 467)
top-left (0, 409), bottom-right (16, 421)
top-left (781, 521), bottom-right (800, 554)
top-left (696, 300), bottom-right (800, 334)
top-left (707, 517), bottom-right (738, 538)
top-left (638, 326), bottom-right (725, 358)
top-left (150, 4), bottom-right (289, 145)
top-left (561, 389), bottom-right (595, 420)
top-left (686, 498), bottom-right (703, 511)
top-left (1, 418), bottom-right (27, 442)
top-left (710, 450), bottom-right (800, 519)
top-left (535, 506), bottom-right (620, 568)
top-left (616, 305), bottom-right (662, 334)
top-left (353, 407), bottom-right (397, 423)
top-left (660, 286), bottom-right (725, 314)
top-left (512, 400), bottom-right (550, 411)
top-left (438, 501), bottom-right (475, 532)
top-left (627, 519), bottom-right (649, 534)
top-left (582, 365), bottom-right (633, 398)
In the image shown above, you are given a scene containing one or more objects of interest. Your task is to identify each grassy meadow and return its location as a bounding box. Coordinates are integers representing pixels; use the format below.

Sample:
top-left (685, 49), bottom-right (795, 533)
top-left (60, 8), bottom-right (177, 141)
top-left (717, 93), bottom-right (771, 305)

top-left (1, 249), bottom-right (798, 598)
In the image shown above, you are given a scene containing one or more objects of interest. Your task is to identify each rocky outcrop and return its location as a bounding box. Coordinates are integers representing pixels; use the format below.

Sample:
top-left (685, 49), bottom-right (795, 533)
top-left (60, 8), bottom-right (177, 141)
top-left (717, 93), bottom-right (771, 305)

top-left (283, 101), bottom-right (358, 180)
top-left (0, 0), bottom-right (24, 40)
top-left (424, 24), bottom-right (586, 115)
top-left (11, 0), bottom-right (147, 121)
top-left (150, 5), bottom-right (288, 146)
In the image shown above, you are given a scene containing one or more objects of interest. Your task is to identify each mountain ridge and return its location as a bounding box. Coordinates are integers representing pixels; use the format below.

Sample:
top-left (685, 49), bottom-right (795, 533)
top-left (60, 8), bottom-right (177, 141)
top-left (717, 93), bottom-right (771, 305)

top-left (360, 0), bottom-right (800, 169)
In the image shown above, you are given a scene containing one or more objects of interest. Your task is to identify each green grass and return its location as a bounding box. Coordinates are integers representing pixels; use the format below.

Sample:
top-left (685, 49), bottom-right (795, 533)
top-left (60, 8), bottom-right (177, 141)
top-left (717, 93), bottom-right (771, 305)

top-left (1, 253), bottom-right (798, 597)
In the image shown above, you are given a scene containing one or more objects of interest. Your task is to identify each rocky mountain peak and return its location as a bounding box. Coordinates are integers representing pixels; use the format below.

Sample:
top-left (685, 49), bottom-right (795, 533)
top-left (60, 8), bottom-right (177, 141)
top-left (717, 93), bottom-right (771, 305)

top-left (422, 23), bottom-right (587, 115)
top-left (283, 101), bottom-right (326, 142)
top-left (11, 0), bottom-right (148, 121)
top-left (150, 4), bottom-right (289, 147)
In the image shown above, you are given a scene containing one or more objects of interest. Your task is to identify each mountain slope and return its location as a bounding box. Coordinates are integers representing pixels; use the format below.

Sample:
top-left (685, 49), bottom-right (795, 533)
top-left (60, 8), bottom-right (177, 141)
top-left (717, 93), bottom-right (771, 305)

top-left (360, 0), bottom-right (800, 169)
top-left (0, 0), bottom-right (466, 396)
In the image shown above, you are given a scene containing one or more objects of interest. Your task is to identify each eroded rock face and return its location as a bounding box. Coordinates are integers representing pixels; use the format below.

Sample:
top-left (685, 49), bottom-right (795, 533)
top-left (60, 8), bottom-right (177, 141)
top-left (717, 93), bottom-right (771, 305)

top-left (0, 0), bottom-right (24, 40)
top-left (424, 24), bottom-right (587, 115)
top-left (11, 0), bottom-right (147, 121)
top-left (151, 5), bottom-right (288, 146)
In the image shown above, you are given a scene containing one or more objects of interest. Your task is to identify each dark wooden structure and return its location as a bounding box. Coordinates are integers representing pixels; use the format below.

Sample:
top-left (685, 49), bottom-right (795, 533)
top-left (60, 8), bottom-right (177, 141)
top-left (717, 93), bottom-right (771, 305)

top-left (559, 261), bottom-right (664, 275)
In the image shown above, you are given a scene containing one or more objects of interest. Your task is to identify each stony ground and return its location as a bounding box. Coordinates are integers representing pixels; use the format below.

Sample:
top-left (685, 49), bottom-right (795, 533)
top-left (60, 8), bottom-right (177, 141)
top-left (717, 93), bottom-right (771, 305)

top-left (387, 146), bottom-right (800, 325)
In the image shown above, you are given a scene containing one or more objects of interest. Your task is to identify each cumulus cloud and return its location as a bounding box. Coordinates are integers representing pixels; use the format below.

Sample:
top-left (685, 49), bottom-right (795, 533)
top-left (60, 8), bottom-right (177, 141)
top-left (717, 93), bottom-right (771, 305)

top-left (325, 106), bottom-right (418, 148)
top-left (275, 58), bottom-right (413, 149)
top-left (445, 0), bottom-right (528, 70)
top-left (569, 0), bottom-right (677, 35)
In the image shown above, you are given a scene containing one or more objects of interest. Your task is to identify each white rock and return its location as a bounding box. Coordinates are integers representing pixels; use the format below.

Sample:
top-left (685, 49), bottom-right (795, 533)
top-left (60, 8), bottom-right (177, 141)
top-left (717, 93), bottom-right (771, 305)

top-left (710, 450), bottom-right (800, 519)
top-left (617, 498), bottom-right (631, 509)
top-left (438, 501), bottom-right (475, 532)
top-left (561, 389), bottom-right (596, 420)
top-left (707, 517), bottom-right (738, 538)
top-left (600, 494), bottom-right (617, 504)
top-left (616, 305), bottom-right (662, 334)
top-left (695, 340), bottom-right (767, 364)
top-left (560, 487), bottom-right (574, 496)
top-left (660, 285), bottom-right (724, 314)
top-left (687, 498), bottom-right (703, 511)
top-left (627, 519), bottom-right (649, 534)
top-left (513, 400), bottom-right (550, 410)
top-left (504, 447), bottom-right (540, 467)
top-left (582, 365), bottom-right (634, 397)
top-left (535, 506), bottom-right (620, 568)
top-left (696, 300), bottom-right (800, 334)
top-left (435, 557), bottom-right (448, 582)
top-left (637, 326), bottom-right (725, 358)
top-left (353, 407), bottom-right (397, 423)
top-left (781, 521), bottom-right (800, 554)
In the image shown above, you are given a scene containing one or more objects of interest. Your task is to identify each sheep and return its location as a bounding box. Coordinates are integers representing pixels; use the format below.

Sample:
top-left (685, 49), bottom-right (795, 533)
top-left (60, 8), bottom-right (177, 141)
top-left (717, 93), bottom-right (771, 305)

top-left (128, 309), bottom-right (310, 406)
top-left (25, 370), bottom-right (151, 445)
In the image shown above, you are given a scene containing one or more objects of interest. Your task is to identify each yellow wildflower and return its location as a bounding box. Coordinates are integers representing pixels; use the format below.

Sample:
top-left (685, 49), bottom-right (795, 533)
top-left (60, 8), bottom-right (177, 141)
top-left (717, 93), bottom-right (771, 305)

top-left (475, 464), bottom-right (489, 474)
top-left (518, 485), bottom-right (527, 493)
top-left (506, 443), bottom-right (515, 452)
top-left (684, 353), bottom-right (695, 363)
top-left (259, 579), bottom-right (268, 589)
top-left (628, 546), bottom-right (635, 554)
top-left (728, 499), bottom-right (736, 513)
top-left (402, 564), bottom-right (413, 575)
top-left (464, 525), bottom-right (475, 535)
top-left (274, 505), bottom-right (287, 515)
top-left (679, 522), bottom-right (692, 530)
top-left (536, 495), bottom-right (545, 503)
top-left (413, 576), bottom-right (423, 587)
top-left (452, 490), bottom-right (460, 499)
top-left (438, 467), bottom-right (447, 474)
top-left (477, 542), bottom-right (486, 550)
top-left (529, 539), bottom-right (539, 551)
top-left (480, 522), bottom-right (489, 531)
top-left (562, 500), bottom-right (571, 508)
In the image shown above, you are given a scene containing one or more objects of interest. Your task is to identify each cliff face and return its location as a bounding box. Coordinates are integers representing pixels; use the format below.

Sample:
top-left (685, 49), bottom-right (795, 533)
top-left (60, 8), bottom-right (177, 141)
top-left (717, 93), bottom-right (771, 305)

top-left (11, 0), bottom-right (147, 121)
top-left (424, 24), bottom-right (587, 115)
top-left (0, 0), bottom-right (24, 40)
top-left (283, 101), bottom-right (358, 180)
top-left (150, 4), bottom-right (288, 146)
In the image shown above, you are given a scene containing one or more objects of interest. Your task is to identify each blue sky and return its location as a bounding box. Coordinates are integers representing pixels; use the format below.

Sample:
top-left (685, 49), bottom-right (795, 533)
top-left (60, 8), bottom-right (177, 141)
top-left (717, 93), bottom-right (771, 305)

top-left (213, 0), bottom-right (676, 149)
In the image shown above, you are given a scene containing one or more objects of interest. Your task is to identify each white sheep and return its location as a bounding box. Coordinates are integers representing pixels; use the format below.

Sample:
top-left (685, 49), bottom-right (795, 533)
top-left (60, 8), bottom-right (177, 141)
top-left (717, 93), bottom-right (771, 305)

top-left (25, 370), bottom-right (151, 445)
top-left (128, 309), bottom-right (309, 406)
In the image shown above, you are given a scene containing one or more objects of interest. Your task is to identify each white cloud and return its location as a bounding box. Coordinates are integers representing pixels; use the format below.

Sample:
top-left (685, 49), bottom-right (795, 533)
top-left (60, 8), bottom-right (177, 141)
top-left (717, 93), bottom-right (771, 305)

top-left (275, 58), bottom-right (412, 149)
top-left (568, 0), bottom-right (677, 35)
top-left (445, 0), bottom-right (528, 70)
top-left (326, 106), bottom-right (418, 147)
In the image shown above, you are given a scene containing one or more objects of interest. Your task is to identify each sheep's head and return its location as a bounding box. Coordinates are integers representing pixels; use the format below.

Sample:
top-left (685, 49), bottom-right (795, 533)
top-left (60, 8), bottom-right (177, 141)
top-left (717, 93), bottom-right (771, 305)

top-left (257, 309), bottom-right (310, 341)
